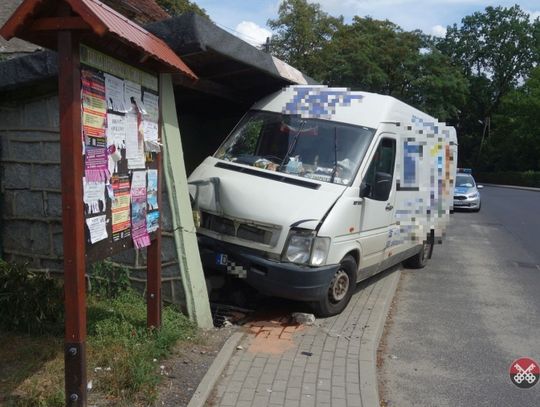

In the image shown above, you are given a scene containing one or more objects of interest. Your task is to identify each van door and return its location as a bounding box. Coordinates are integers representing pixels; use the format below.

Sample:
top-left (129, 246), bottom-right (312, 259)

top-left (357, 136), bottom-right (397, 277)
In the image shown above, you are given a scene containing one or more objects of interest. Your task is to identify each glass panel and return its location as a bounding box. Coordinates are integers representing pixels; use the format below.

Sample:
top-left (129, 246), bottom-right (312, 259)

top-left (215, 111), bottom-right (376, 186)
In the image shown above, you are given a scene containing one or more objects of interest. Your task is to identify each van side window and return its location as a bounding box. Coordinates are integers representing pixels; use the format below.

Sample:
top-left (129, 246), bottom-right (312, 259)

top-left (362, 138), bottom-right (396, 201)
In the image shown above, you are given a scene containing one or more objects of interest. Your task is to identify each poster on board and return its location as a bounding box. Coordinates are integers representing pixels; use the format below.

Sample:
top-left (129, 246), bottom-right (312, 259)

top-left (79, 44), bottom-right (161, 260)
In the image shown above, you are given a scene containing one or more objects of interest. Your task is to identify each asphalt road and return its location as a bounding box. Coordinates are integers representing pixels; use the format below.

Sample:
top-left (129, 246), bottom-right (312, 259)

top-left (379, 186), bottom-right (540, 407)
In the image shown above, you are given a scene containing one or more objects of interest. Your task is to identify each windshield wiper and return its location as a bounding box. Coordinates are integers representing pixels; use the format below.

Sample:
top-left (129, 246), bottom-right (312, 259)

top-left (331, 126), bottom-right (338, 183)
top-left (279, 119), bottom-right (306, 170)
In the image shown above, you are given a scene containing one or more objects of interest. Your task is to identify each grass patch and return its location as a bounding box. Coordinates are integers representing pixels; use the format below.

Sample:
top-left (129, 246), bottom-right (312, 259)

top-left (0, 290), bottom-right (198, 406)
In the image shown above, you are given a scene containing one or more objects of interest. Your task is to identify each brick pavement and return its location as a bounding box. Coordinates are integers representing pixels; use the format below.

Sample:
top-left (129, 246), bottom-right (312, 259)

top-left (207, 268), bottom-right (400, 407)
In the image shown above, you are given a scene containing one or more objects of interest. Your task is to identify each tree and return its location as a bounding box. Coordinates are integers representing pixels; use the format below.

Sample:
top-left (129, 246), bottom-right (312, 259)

top-left (267, 0), bottom-right (343, 76)
top-left (489, 67), bottom-right (540, 171)
top-left (318, 17), bottom-right (468, 122)
top-left (156, 0), bottom-right (208, 18)
top-left (437, 5), bottom-right (539, 167)
top-left (408, 48), bottom-right (469, 121)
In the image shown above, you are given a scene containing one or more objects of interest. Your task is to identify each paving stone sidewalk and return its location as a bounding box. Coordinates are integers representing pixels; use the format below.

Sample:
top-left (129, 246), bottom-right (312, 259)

top-left (207, 267), bottom-right (400, 407)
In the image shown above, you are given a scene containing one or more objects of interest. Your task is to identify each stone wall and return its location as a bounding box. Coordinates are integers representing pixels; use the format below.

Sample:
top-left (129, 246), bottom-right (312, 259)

top-left (0, 92), bottom-right (187, 307)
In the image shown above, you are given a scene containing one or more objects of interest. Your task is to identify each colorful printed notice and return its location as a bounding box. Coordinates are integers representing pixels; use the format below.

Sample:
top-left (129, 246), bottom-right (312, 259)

top-left (81, 69), bottom-right (107, 147)
top-left (111, 175), bottom-right (131, 241)
top-left (104, 73), bottom-right (126, 113)
top-left (147, 211), bottom-right (159, 233)
top-left (85, 146), bottom-right (110, 182)
top-left (86, 215), bottom-right (108, 244)
top-left (146, 168), bottom-right (159, 233)
top-left (83, 178), bottom-right (106, 214)
top-left (131, 170), bottom-right (150, 248)
top-left (147, 169), bottom-right (158, 210)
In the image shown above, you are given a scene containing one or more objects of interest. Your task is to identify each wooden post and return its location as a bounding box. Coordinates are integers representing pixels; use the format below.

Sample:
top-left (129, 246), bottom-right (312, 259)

top-left (147, 149), bottom-right (162, 328)
top-left (58, 30), bottom-right (87, 407)
top-left (147, 105), bottom-right (162, 328)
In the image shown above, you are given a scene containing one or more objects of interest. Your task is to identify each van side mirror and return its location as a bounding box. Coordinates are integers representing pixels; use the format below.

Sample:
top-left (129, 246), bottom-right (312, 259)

top-left (477, 185), bottom-right (484, 189)
top-left (373, 172), bottom-right (392, 201)
top-left (360, 182), bottom-right (370, 198)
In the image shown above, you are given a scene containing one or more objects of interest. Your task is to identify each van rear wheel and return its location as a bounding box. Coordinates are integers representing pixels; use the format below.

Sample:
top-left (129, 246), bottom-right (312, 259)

top-left (403, 240), bottom-right (432, 269)
top-left (312, 255), bottom-right (357, 317)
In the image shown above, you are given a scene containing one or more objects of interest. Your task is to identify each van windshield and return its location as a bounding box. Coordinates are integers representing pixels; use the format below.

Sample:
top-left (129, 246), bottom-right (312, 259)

top-left (215, 111), bottom-right (376, 185)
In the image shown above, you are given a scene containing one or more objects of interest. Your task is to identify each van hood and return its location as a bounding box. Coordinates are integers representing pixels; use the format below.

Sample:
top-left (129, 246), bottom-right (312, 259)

top-left (189, 159), bottom-right (346, 233)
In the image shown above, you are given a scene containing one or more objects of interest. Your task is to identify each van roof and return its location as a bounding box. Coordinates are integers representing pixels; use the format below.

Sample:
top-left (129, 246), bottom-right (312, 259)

top-left (252, 85), bottom-right (441, 131)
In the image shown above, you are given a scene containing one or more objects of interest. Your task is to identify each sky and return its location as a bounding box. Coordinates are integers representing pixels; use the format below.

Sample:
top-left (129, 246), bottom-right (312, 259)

top-left (194, 0), bottom-right (540, 46)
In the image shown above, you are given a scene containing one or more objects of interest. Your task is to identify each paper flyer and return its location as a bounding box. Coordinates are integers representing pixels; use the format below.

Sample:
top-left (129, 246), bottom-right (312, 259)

top-left (106, 113), bottom-right (126, 149)
top-left (86, 215), bottom-right (108, 244)
top-left (111, 175), bottom-right (131, 241)
top-left (131, 170), bottom-right (150, 248)
top-left (83, 178), bottom-right (106, 214)
top-left (104, 73), bottom-right (126, 113)
top-left (125, 80), bottom-right (146, 115)
top-left (81, 69), bottom-right (107, 147)
top-left (147, 169), bottom-right (158, 210)
top-left (147, 211), bottom-right (159, 233)
top-left (143, 91), bottom-right (159, 122)
top-left (85, 146), bottom-right (110, 182)
top-left (125, 111), bottom-right (145, 169)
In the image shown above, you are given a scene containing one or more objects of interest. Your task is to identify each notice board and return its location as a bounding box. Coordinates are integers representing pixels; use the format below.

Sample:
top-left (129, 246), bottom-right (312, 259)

top-left (80, 44), bottom-right (161, 262)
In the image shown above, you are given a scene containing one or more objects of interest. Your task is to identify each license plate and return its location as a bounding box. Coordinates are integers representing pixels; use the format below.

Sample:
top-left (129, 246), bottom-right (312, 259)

top-left (216, 253), bottom-right (228, 266)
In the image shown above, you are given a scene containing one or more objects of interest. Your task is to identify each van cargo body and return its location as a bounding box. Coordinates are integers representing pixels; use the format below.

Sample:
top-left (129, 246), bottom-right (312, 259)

top-left (188, 86), bottom-right (457, 316)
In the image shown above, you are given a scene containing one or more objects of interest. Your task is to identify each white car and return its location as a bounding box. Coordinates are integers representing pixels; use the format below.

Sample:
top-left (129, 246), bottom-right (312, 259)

top-left (453, 170), bottom-right (483, 212)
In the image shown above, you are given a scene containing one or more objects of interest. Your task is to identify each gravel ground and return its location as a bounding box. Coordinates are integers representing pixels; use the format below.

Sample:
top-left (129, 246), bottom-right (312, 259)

top-left (156, 326), bottom-right (238, 407)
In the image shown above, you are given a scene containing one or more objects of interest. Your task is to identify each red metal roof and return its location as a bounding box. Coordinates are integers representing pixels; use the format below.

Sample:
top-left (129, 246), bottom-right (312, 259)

top-left (0, 0), bottom-right (197, 79)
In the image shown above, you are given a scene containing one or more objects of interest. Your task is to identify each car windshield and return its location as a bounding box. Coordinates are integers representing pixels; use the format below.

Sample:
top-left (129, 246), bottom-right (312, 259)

top-left (215, 110), bottom-right (376, 185)
top-left (456, 174), bottom-right (476, 188)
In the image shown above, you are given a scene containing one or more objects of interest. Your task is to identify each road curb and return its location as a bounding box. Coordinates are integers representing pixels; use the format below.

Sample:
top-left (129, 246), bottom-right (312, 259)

top-left (359, 268), bottom-right (401, 407)
top-left (187, 331), bottom-right (245, 407)
top-left (482, 183), bottom-right (540, 192)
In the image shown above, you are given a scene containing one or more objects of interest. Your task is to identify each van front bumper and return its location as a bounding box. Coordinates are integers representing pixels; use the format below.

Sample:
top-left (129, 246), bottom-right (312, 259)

top-left (198, 235), bottom-right (339, 301)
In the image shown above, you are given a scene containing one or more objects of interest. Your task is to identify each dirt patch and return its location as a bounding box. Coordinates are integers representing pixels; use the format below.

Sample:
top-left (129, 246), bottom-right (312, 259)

top-left (155, 326), bottom-right (237, 407)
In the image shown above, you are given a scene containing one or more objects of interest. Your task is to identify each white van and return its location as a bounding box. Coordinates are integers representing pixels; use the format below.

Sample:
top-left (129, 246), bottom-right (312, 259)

top-left (188, 86), bottom-right (457, 316)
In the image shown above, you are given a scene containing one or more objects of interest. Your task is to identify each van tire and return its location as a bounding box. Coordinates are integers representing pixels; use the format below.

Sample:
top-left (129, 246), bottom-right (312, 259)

top-left (312, 255), bottom-right (357, 317)
top-left (403, 241), bottom-right (432, 269)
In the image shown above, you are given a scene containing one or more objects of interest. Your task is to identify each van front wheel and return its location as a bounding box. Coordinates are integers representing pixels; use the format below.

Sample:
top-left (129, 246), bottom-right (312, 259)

top-left (312, 255), bottom-right (357, 317)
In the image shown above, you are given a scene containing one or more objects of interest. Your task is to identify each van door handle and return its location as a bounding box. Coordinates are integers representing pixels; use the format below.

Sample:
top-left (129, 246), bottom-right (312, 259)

top-left (385, 203), bottom-right (393, 211)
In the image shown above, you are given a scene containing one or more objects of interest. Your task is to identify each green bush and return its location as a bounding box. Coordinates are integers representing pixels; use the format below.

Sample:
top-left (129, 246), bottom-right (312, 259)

top-left (88, 261), bottom-right (130, 299)
top-left (476, 171), bottom-right (540, 188)
top-left (0, 260), bottom-right (64, 335)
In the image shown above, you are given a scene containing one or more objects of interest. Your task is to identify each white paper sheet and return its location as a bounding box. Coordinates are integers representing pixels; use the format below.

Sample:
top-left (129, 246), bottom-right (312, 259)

top-left (83, 178), bottom-right (106, 214)
top-left (143, 91), bottom-right (159, 122)
top-left (104, 73), bottom-right (126, 113)
top-left (86, 215), bottom-right (108, 244)
top-left (125, 112), bottom-right (145, 169)
top-left (124, 80), bottom-right (146, 114)
top-left (106, 113), bottom-right (126, 148)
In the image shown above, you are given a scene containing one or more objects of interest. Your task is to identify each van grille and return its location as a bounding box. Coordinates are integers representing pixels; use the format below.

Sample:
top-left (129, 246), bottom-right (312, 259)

top-left (201, 212), bottom-right (278, 246)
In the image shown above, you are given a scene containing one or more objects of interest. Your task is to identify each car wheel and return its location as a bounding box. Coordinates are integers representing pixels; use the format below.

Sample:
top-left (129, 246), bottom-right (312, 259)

top-left (403, 240), bottom-right (432, 269)
top-left (312, 255), bottom-right (357, 317)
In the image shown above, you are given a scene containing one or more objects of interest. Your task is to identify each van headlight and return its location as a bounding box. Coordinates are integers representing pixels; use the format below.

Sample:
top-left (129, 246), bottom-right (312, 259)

top-left (283, 229), bottom-right (330, 266)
